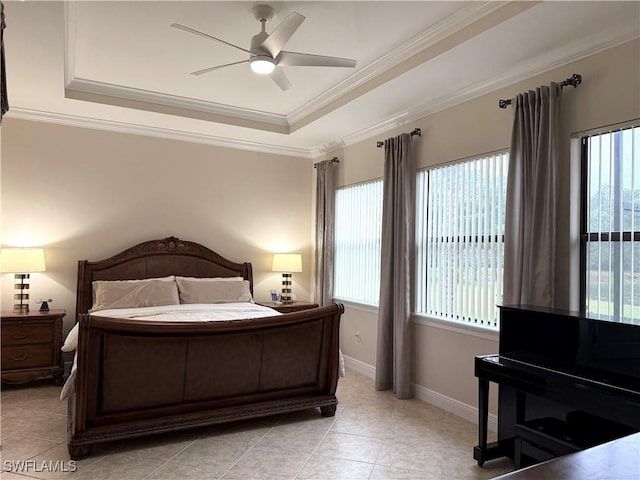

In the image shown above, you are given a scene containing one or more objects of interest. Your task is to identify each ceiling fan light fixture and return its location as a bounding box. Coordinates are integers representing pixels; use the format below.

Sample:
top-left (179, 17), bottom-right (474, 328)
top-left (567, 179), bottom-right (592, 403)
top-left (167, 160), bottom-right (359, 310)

top-left (250, 56), bottom-right (276, 74)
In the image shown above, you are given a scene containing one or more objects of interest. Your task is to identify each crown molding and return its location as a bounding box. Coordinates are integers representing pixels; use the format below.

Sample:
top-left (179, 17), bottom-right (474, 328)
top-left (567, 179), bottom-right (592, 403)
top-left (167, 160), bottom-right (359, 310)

top-left (65, 78), bottom-right (290, 134)
top-left (315, 29), bottom-right (640, 156)
top-left (286, 1), bottom-right (507, 126)
top-left (310, 112), bottom-right (410, 158)
top-left (6, 108), bottom-right (312, 159)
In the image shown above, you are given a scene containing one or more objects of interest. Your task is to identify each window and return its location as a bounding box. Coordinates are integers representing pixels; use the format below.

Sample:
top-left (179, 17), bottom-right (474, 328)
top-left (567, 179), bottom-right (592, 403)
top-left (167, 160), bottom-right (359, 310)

top-left (334, 180), bottom-right (383, 305)
top-left (581, 125), bottom-right (640, 323)
top-left (415, 152), bottom-right (509, 329)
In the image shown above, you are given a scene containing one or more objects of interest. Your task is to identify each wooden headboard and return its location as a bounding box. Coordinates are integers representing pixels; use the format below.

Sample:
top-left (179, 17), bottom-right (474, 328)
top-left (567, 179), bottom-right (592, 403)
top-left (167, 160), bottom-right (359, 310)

top-left (76, 236), bottom-right (253, 318)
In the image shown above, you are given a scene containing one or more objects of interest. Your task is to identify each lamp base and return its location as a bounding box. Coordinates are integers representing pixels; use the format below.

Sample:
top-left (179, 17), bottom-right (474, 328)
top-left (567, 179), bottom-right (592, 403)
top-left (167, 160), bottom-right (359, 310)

top-left (13, 273), bottom-right (30, 314)
top-left (281, 273), bottom-right (293, 304)
top-left (13, 304), bottom-right (29, 314)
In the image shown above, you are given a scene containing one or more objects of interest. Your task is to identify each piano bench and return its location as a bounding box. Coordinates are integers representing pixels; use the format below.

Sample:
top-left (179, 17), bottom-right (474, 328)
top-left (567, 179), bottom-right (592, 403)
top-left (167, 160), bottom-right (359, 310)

top-left (514, 413), bottom-right (636, 469)
top-left (514, 417), bottom-right (582, 468)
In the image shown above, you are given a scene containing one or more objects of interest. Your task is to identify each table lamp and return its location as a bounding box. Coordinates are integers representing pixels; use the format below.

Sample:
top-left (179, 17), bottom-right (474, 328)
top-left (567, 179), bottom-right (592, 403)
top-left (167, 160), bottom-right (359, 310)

top-left (0, 248), bottom-right (46, 314)
top-left (272, 253), bottom-right (302, 304)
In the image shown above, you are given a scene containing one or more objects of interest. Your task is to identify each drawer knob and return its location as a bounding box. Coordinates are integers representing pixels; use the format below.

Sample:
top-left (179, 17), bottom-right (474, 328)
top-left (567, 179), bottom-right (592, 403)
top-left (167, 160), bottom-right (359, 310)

top-left (11, 333), bottom-right (29, 340)
top-left (10, 355), bottom-right (31, 362)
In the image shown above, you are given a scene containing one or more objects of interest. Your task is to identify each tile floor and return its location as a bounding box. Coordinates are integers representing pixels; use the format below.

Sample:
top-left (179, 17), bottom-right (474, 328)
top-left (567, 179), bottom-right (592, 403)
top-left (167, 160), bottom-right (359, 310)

top-left (0, 370), bottom-right (513, 479)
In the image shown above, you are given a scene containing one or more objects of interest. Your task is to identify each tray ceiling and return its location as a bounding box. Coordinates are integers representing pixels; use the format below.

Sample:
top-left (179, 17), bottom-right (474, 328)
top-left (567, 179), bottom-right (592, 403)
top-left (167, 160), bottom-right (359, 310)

top-left (5, 1), bottom-right (640, 157)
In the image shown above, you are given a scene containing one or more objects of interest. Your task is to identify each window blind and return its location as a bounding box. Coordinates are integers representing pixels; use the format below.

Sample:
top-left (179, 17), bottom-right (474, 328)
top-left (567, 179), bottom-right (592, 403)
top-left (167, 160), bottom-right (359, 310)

top-left (583, 125), bottom-right (640, 323)
top-left (334, 180), bottom-right (383, 305)
top-left (416, 152), bottom-right (509, 329)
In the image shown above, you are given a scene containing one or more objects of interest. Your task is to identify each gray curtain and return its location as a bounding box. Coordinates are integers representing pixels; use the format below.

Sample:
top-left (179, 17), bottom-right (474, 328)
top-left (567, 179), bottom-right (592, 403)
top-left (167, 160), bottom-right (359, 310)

top-left (503, 83), bottom-right (561, 307)
top-left (1, 1), bottom-right (7, 123)
top-left (314, 160), bottom-right (336, 306)
top-left (375, 133), bottom-right (415, 399)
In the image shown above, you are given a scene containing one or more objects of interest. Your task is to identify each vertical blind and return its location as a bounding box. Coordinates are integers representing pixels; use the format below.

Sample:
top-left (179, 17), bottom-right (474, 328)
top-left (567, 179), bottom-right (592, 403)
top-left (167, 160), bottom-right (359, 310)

top-left (334, 180), bottom-right (383, 305)
top-left (583, 125), bottom-right (640, 323)
top-left (415, 152), bottom-right (509, 329)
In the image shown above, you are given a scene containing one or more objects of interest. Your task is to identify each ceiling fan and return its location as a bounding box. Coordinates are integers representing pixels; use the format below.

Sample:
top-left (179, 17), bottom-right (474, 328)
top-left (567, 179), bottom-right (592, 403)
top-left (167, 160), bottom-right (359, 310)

top-left (171, 4), bottom-right (357, 91)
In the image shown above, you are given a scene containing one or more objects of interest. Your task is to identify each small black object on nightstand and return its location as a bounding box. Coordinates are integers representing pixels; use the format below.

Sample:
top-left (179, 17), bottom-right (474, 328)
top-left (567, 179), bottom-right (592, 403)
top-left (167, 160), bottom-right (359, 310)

top-left (38, 298), bottom-right (53, 312)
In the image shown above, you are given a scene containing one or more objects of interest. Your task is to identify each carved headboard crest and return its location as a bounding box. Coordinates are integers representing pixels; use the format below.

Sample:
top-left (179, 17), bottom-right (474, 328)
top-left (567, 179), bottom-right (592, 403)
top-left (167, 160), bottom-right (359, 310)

top-left (152, 237), bottom-right (188, 252)
top-left (123, 237), bottom-right (212, 258)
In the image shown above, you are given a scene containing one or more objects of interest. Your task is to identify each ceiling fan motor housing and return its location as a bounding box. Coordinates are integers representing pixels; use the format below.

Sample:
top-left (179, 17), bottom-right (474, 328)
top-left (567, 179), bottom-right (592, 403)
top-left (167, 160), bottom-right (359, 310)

top-left (252, 5), bottom-right (274, 23)
top-left (249, 30), bottom-right (275, 73)
top-left (250, 31), bottom-right (270, 55)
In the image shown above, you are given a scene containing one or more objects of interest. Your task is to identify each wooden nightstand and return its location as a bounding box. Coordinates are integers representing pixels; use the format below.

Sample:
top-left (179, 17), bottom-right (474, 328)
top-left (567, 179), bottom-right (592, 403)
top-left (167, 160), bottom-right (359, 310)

top-left (1, 309), bottom-right (65, 385)
top-left (258, 301), bottom-right (319, 313)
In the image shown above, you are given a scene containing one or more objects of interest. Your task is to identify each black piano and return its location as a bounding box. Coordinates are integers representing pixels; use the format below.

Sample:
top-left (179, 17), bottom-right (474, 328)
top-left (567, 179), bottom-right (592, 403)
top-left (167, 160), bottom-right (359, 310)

top-left (474, 304), bottom-right (640, 468)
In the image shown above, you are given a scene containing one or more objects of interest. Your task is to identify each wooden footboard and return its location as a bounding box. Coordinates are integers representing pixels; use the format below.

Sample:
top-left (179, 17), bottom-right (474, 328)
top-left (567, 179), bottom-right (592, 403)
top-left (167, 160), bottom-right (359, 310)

top-left (68, 304), bottom-right (343, 459)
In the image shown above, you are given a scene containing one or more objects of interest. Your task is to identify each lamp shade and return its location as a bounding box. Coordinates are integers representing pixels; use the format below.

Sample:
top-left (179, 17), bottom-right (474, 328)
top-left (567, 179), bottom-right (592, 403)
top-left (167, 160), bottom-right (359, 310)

top-left (0, 248), bottom-right (46, 273)
top-left (272, 253), bottom-right (302, 273)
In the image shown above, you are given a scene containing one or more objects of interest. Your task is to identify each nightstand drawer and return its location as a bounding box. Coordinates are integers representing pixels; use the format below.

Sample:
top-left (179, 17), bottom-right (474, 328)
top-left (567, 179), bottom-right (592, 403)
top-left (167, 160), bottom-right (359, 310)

top-left (1, 309), bottom-right (65, 385)
top-left (2, 345), bottom-right (53, 369)
top-left (2, 324), bottom-right (54, 346)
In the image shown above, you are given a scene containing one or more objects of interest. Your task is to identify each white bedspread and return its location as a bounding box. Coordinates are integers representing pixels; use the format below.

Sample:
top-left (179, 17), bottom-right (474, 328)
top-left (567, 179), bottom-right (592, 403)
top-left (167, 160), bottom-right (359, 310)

top-left (60, 303), bottom-right (344, 399)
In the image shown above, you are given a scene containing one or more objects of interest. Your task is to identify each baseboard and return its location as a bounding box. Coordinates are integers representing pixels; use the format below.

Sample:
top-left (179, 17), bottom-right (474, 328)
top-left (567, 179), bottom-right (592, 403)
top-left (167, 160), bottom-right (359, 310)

top-left (412, 383), bottom-right (498, 432)
top-left (342, 354), bottom-right (497, 432)
top-left (342, 354), bottom-right (376, 378)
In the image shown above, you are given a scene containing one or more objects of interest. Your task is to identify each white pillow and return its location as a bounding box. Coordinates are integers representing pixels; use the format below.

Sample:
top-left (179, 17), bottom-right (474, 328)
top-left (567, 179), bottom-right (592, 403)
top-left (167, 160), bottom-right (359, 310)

top-left (91, 276), bottom-right (179, 311)
top-left (175, 277), bottom-right (253, 304)
top-left (174, 276), bottom-right (244, 282)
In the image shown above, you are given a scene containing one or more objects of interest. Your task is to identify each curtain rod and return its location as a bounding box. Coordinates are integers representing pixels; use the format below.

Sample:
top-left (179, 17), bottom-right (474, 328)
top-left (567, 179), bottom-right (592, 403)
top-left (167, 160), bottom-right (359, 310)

top-left (499, 73), bottom-right (582, 109)
top-left (313, 157), bottom-right (339, 168)
top-left (376, 128), bottom-right (422, 148)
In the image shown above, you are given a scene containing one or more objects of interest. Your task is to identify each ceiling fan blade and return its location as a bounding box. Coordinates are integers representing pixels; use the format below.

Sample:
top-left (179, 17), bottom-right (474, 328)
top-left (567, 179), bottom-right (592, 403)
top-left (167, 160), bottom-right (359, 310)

top-left (277, 51), bottom-right (357, 68)
top-left (191, 60), bottom-right (250, 76)
top-left (171, 23), bottom-right (252, 55)
top-left (270, 67), bottom-right (291, 91)
top-left (259, 12), bottom-right (305, 58)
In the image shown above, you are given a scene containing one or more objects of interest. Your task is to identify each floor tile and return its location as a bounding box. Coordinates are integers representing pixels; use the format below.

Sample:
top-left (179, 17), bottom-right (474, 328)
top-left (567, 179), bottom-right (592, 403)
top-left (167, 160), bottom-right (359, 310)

top-left (221, 446), bottom-right (309, 479)
top-left (71, 451), bottom-right (159, 480)
top-left (21, 443), bottom-right (106, 480)
top-left (315, 431), bottom-right (382, 463)
top-left (170, 436), bottom-right (256, 476)
top-left (1, 408), bottom-right (67, 443)
top-left (145, 462), bottom-right (222, 480)
top-left (0, 369), bottom-right (515, 480)
top-left (110, 431), bottom-right (198, 461)
top-left (370, 464), bottom-right (442, 480)
top-left (254, 423), bottom-right (327, 454)
top-left (1, 434), bottom-right (59, 462)
top-left (296, 454), bottom-right (373, 479)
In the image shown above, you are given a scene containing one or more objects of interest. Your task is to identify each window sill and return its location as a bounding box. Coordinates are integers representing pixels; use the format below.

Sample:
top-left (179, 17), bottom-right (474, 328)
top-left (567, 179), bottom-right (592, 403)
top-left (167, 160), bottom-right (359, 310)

top-left (334, 300), bottom-right (500, 342)
top-left (332, 298), bottom-right (378, 315)
top-left (411, 313), bottom-right (500, 342)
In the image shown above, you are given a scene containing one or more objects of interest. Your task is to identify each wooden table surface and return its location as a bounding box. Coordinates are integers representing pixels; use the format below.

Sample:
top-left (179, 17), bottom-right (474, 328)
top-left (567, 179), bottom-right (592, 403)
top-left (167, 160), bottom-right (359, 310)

top-left (493, 432), bottom-right (640, 480)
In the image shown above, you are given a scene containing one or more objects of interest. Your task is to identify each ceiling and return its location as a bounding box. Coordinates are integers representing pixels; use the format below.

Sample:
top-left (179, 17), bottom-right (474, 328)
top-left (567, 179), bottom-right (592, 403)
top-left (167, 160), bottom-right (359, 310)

top-left (4, 1), bottom-right (640, 158)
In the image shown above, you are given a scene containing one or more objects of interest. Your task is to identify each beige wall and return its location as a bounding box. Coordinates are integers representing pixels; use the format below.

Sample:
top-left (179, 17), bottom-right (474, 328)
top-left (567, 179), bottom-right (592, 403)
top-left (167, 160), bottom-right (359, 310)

top-left (336, 39), bottom-right (640, 412)
top-left (1, 120), bottom-right (314, 335)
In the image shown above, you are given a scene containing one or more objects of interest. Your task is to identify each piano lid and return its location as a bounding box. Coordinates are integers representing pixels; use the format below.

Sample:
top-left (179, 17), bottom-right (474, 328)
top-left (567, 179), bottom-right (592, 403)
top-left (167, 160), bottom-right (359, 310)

top-left (498, 304), bottom-right (640, 394)
top-left (500, 303), bottom-right (640, 326)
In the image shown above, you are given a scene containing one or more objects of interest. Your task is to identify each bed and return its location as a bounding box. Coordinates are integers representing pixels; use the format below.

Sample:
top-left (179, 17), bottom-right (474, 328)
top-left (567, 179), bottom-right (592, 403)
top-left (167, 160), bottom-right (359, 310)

top-left (65, 236), bottom-right (343, 460)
